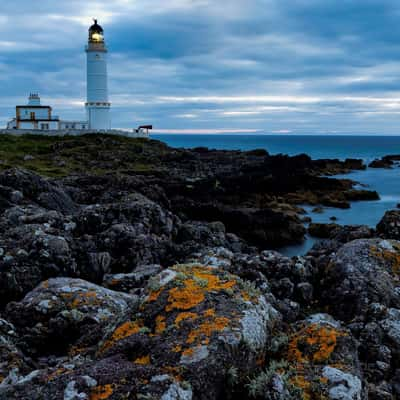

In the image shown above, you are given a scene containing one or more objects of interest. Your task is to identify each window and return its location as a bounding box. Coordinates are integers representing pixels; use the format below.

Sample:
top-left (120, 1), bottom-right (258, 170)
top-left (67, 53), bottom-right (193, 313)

top-left (40, 123), bottom-right (49, 130)
top-left (30, 112), bottom-right (35, 120)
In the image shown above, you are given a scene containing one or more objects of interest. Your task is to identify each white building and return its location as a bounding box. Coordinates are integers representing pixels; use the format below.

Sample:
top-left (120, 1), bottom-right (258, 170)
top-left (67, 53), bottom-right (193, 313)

top-left (6, 93), bottom-right (88, 131)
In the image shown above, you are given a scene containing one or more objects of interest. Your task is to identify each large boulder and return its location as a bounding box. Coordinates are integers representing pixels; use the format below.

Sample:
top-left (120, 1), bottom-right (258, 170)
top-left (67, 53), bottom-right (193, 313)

top-left (321, 239), bottom-right (400, 322)
top-left (0, 209), bottom-right (78, 305)
top-left (6, 278), bottom-right (137, 358)
top-left (95, 264), bottom-right (280, 399)
top-left (73, 193), bottom-right (178, 273)
top-left (246, 313), bottom-right (363, 400)
top-left (2, 265), bottom-right (280, 399)
top-left (0, 169), bottom-right (76, 213)
top-left (102, 264), bottom-right (163, 294)
top-left (377, 210), bottom-right (400, 240)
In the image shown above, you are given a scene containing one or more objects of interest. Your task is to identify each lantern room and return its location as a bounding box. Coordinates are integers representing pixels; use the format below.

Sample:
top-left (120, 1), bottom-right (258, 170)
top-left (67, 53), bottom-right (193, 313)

top-left (88, 19), bottom-right (104, 43)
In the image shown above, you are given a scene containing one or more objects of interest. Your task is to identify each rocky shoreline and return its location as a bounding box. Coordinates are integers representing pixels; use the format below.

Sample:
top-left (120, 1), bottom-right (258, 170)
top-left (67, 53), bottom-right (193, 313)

top-left (0, 133), bottom-right (399, 399)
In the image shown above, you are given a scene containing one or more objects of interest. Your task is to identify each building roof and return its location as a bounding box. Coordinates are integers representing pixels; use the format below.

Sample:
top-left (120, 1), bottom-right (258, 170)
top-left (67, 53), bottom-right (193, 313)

top-left (89, 19), bottom-right (103, 34)
top-left (16, 105), bottom-right (51, 109)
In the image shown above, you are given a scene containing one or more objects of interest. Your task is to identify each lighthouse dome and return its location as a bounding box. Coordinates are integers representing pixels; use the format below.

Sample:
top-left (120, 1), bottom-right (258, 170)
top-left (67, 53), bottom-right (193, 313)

top-left (89, 19), bottom-right (104, 43)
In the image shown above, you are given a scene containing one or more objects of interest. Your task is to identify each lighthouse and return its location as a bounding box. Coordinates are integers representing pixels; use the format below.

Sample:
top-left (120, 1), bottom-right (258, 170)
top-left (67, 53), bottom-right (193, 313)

top-left (85, 20), bottom-right (111, 130)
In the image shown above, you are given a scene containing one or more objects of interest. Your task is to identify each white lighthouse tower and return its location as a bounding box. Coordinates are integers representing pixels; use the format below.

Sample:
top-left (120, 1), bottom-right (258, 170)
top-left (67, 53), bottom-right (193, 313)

top-left (85, 20), bottom-right (111, 130)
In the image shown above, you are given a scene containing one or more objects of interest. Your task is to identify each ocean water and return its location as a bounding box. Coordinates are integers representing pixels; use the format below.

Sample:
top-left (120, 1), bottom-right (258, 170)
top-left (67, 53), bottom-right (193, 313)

top-left (152, 134), bottom-right (400, 163)
top-left (152, 134), bottom-right (400, 255)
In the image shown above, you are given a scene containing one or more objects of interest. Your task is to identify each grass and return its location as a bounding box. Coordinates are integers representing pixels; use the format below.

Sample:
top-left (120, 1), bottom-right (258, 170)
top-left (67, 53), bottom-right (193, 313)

top-left (0, 133), bottom-right (168, 177)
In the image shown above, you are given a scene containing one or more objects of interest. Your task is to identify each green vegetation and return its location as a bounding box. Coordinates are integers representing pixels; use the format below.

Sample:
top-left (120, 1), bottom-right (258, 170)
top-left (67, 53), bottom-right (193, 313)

top-left (246, 360), bottom-right (305, 400)
top-left (0, 133), bottom-right (169, 177)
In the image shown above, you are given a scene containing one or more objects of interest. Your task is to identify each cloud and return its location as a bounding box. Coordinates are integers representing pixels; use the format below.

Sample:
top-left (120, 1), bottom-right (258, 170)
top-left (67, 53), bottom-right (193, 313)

top-left (1, 0), bottom-right (400, 133)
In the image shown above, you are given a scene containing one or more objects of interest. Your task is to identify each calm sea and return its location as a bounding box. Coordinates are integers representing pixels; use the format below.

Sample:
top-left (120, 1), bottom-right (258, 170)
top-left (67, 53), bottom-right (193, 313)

top-left (152, 134), bottom-right (400, 255)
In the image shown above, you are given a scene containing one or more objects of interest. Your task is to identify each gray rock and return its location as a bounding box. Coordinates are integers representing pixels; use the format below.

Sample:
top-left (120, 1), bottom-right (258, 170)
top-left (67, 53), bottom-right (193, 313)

top-left (321, 239), bottom-right (400, 321)
top-left (6, 278), bottom-right (137, 357)
top-left (322, 366), bottom-right (362, 400)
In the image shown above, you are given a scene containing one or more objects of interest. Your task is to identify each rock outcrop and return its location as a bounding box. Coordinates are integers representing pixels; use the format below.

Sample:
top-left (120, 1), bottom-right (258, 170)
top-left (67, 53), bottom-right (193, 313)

top-left (377, 210), bottom-right (400, 240)
top-left (0, 135), bottom-right (399, 399)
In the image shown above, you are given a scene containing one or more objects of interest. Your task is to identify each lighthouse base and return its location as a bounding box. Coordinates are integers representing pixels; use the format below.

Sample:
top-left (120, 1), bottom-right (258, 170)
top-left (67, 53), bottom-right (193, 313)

top-left (86, 104), bottom-right (111, 130)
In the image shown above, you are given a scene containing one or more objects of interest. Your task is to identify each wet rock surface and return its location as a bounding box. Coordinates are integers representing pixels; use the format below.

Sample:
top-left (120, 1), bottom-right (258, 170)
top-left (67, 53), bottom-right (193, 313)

top-left (377, 210), bottom-right (400, 240)
top-left (0, 135), bottom-right (399, 399)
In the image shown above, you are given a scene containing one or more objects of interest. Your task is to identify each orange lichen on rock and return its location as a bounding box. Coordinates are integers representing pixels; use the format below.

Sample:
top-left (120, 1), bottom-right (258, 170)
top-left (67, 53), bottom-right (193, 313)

top-left (166, 267), bottom-right (237, 312)
top-left (186, 317), bottom-right (230, 345)
top-left (162, 366), bottom-right (183, 382)
top-left (71, 291), bottom-right (99, 308)
top-left (148, 288), bottom-right (162, 302)
top-left (134, 355), bottom-right (151, 365)
top-left (100, 320), bottom-right (143, 353)
top-left (290, 375), bottom-right (312, 400)
top-left (155, 315), bottom-right (166, 334)
top-left (203, 308), bottom-right (215, 317)
top-left (241, 291), bottom-right (251, 302)
top-left (371, 245), bottom-right (400, 275)
top-left (175, 312), bottom-right (198, 326)
top-left (47, 368), bottom-right (68, 382)
top-left (182, 347), bottom-right (195, 357)
top-left (90, 384), bottom-right (114, 400)
top-left (172, 345), bottom-right (182, 353)
top-left (167, 282), bottom-right (205, 312)
top-left (288, 323), bottom-right (345, 364)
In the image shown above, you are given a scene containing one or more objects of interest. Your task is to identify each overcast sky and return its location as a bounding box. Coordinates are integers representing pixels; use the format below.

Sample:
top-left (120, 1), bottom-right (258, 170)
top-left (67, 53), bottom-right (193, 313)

top-left (1, 0), bottom-right (400, 133)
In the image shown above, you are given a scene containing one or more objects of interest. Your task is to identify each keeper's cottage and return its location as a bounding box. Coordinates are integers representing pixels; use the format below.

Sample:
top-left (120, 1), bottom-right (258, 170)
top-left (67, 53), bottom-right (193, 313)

top-left (7, 20), bottom-right (113, 132)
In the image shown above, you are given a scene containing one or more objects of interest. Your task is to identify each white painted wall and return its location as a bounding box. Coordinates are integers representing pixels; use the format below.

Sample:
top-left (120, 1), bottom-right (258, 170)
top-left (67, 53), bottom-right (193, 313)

top-left (87, 51), bottom-right (108, 103)
top-left (18, 120), bottom-right (59, 130)
top-left (59, 121), bottom-right (88, 130)
top-left (86, 42), bottom-right (111, 130)
top-left (85, 106), bottom-right (110, 130)
top-left (18, 107), bottom-right (50, 120)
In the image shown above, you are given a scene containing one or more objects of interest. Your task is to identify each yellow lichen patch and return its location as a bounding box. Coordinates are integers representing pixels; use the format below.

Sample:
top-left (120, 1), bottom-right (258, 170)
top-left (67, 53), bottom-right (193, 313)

top-left (290, 375), bottom-right (312, 400)
top-left (175, 312), bottom-right (198, 326)
top-left (370, 245), bottom-right (400, 275)
top-left (148, 288), bottom-right (162, 302)
top-left (172, 345), bottom-right (182, 353)
top-left (134, 355), bottom-right (151, 365)
top-left (203, 308), bottom-right (215, 317)
top-left (182, 347), bottom-right (195, 357)
top-left (186, 317), bottom-right (230, 345)
top-left (192, 267), bottom-right (237, 292)
top-left (241, 291), bottom-right (251, 302)
top-left (165, 267), bottom-right (237, 312)
top-left (162, 366), bottom-right (183, 382)
top-left (46, 368), bottom-right (68, 382)
top-left (100, 320), bottom-right (143, 353)
top-left (288, 324), bottom-right (346, 364)
top-left (90, 384), bottom-right (114, 400)
top-left (319, 376), bottom-right (329, 385)
top-left (71, 291), bottom-right (99, 308)
top-left (155, 315), bottom-right (167, 334)
top-left (167, 282), bottom-right (205, 312)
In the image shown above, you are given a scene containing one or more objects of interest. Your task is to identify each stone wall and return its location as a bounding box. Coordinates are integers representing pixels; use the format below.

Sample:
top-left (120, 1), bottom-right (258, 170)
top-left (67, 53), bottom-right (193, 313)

top-left (0, 129), bottom-right (149, 138)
